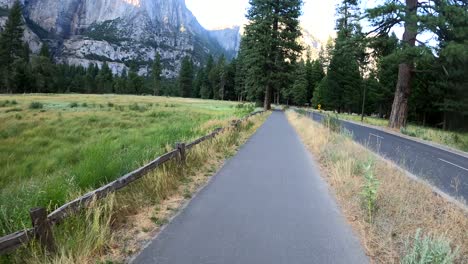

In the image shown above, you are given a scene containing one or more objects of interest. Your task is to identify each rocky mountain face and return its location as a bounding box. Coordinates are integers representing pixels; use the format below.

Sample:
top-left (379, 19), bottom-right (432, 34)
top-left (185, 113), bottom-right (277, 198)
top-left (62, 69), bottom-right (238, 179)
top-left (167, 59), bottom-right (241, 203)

top-left (209, 25), bottom-right (322, 61)
top-left (299, 27), bottom-right (323, 60)
top-left (0, 0), bottom-right (226, 77)
top-left (208, 26), bottom-right (241, 58)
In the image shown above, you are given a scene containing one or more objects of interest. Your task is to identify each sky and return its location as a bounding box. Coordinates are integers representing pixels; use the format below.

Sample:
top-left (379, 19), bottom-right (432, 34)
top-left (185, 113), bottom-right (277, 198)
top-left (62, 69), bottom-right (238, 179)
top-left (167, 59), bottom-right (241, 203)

top-left (186, 0), bottom-right (342, 41)
top-left (184, 0), bottom-right (416, 44)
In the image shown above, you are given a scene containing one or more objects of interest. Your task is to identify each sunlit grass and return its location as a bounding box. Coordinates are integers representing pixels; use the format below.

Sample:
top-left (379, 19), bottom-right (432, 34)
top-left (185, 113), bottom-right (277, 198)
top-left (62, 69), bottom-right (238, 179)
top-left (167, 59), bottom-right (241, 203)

top-left (0, 94), bottom-right (251, 237)
top-left (287, 111), bottom-right (466, 263)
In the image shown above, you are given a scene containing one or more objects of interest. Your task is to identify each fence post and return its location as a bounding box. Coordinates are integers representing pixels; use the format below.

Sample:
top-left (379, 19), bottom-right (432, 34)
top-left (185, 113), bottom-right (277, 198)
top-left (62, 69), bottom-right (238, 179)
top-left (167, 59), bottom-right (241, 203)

top-left (29, 207), bottom-right (55, 253)
top-left (176, 142), bottom-right (186, 164)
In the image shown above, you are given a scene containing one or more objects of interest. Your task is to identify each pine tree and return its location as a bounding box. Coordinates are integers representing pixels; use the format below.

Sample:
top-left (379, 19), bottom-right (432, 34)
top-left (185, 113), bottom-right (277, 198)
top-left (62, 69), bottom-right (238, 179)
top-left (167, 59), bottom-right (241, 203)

top-left (96, 62), bottom-right (113, 93)
top-left (367, 0), bottom-right (419, 128)
top-left (208, 57), bottom-right (220, 100)
top-left (292, 62), bottom-right (308, 106)
top-left (0, 0), bottom-right (24, 66)
top-left (114, 69), bottom-right (128, 94)
top-left (0, 0), bottom-right (25, 92)
top-left (308, 60), bottom-right (325, 103)
top-left (127, 64), bottom-right (143, 94)
top-left (31, 56), bottom-right (55, 93)
top-left (432, 0), bottom-right (468, 130)
top-left (325, 0), bottom-right (362, 113)
top-left (200, 55), bottom-right (214, 99)
top-left (152, 53), bottom-right (162, 96)
top-left (241, 0), bottom-right (303, 109)
top-left (22, 43), bottom-right (30, 62)
top-left (193, 68), bottom-right (204, 98)
top-left (39, 43), bottom-right (51, 59)
top-left (217, 55), bottom-right (227, 100)
top-left (371, 33), bottom-right (399, 118)
top-left (224, 58), bottom-right (237, 101)
top-left (179, 56), bottom-right (194, 98)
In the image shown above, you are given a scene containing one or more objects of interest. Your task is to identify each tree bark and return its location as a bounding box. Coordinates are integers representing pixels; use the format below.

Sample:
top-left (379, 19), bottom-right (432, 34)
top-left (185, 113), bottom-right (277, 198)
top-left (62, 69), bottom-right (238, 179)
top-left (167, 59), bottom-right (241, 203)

top-left (388, 0), bottom-right (418, 129)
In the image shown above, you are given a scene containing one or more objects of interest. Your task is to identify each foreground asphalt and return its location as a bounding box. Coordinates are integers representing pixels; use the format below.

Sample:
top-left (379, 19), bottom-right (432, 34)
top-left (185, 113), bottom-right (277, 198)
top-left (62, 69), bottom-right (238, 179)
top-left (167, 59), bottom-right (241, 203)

top-left (307, 112), bottom-right (468, 202)
top-left (133, 111), bottom-right (368, 264)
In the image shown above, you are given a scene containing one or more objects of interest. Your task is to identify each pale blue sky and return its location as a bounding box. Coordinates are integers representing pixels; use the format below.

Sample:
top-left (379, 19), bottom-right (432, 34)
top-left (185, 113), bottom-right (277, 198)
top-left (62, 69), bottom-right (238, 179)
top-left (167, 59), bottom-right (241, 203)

top-left (185, 1), bottom-right (435, 49)
top-left (186, 0), bottom-right (344, 40)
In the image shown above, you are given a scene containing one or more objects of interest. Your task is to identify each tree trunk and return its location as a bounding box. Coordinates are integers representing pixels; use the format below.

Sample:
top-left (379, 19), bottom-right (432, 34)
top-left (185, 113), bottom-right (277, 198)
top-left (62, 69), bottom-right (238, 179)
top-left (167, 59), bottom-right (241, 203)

top-left (264, 84), bottom-right (272, 110)
top-left (422, 111), bottom-right (426, 126)
top-left (388, 0), bottom-right (418, 129)
top-left (361, 85), bottom-right (367, 122)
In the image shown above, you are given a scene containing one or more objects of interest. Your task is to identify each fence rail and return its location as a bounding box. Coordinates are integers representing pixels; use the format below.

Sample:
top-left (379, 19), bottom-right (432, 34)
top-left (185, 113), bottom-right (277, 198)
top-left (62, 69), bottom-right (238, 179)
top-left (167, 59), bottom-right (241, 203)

top-left (0, 111), bottom-right (264, 255)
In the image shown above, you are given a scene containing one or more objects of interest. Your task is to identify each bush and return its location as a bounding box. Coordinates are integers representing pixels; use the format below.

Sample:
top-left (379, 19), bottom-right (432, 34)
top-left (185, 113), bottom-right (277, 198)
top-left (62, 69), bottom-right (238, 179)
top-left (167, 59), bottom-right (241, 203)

top-left (70, 102), bottom-right (79, 108)
top-left (402, 229), bottom-right (459, 264)
top-left (296, 109), bottom-right (307, 115)
top-left (0, 100), bottom-right (16, 107)
top-left (325, 114), bottom-right (341, 132)
top-left (81, 103), bottom-right (88, 108)
top-left (107, 102), bottom-right (114, 107)
top-left (129, 103), bottom-right (147, 112)
top-left (236, 103), bottom-right (255, 115)
top-left (29, 102), bottom-right (43, 109)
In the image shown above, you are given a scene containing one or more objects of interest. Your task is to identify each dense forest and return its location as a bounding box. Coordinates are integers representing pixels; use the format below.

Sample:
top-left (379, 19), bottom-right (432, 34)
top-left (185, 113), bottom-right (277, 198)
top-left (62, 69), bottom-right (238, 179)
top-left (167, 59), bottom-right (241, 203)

top-left (0, 0), bottom-right (466, 130)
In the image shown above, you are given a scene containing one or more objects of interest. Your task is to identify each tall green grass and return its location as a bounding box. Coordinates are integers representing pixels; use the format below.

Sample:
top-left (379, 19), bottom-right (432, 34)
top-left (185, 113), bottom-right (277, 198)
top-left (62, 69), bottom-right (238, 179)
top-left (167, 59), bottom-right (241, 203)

top-left (0, 95), bottom-right (246, 237)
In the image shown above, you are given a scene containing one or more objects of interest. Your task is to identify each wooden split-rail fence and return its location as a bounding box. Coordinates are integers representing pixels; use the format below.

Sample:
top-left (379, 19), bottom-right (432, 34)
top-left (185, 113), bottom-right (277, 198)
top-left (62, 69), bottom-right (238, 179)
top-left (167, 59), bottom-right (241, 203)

top-left (0, 111), bottom-right (264, 255)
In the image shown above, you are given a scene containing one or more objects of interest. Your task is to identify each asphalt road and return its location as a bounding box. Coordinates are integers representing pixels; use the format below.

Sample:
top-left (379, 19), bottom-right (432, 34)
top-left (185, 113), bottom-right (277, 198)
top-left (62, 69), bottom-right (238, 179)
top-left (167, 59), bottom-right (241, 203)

top-left (132, 111), bottom-right (368, 264)
top-left (307, 111), bottom-right (468, 202)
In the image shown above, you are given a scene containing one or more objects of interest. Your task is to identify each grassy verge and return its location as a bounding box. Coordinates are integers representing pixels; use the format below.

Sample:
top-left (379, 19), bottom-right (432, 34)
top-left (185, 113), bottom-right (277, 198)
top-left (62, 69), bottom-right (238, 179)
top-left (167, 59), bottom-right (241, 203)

top-left (287, 111), bottom-right (467, 263)
top-left (0, 94), bottom-right (254, 237)
top-left (3, 110), bottom-right (269, 264)
top-left (311, 110), bottom-right (468, 152)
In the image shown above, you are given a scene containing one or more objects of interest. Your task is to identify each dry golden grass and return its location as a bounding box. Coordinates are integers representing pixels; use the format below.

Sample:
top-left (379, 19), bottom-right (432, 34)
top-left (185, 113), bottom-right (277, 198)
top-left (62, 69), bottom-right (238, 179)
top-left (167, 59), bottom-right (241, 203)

top-left (14, 112), bottom-right (269, 264)
top-left (287, 111), bottom-right (468, 263)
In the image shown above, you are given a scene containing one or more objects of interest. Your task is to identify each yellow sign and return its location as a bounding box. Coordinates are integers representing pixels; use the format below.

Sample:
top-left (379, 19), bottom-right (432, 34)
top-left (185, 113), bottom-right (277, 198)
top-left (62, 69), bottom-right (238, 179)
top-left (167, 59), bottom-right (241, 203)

top-left (318, 104), bottom-right (322, 110)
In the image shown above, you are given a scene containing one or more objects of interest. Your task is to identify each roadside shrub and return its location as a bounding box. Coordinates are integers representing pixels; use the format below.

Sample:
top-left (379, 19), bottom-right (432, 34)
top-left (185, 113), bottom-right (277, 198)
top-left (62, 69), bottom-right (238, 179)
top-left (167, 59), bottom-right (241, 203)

top-left (296, 109), bottom-right (307, 115)
top-left (402, 229), bottom-right (459, 264)
top-left (324, 114), bottom-right (341, 132)
top-left (29, 102), bottom-right (43, 109)
top-left (107, 102), bottom-right (114, 107)
top-left (70, 102), bottom-right (79, 108)
top-left (0, 100), bottom-right (17, 107)
top-left (360, 160), bottom-right (379, 223)
top-left (401, 127), bottom-right (417, 137)
top-left (236, 103), bottom-right (255, 115)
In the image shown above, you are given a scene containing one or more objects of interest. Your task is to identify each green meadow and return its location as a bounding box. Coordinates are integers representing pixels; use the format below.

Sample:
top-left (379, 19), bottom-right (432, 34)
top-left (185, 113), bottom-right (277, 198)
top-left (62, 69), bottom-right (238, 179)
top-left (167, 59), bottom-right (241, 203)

top-left (0, 94), bottom-right (252, 236)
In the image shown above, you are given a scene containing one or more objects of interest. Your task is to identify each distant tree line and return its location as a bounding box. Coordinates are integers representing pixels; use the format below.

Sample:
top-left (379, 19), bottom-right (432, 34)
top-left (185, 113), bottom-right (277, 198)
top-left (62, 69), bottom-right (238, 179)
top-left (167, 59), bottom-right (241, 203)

top-left (230, 0), bottom-right (467, 130)
top-left (309, 0), bottom-right (468, 130)
top-left (0, 1), bottom-right (185, 97)
top-left (1, 0), bottom-right (466, 130)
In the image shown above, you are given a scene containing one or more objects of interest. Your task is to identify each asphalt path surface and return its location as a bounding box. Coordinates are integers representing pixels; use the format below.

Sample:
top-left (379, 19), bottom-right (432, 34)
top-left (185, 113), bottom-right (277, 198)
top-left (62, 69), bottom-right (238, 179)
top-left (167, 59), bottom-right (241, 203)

top-left (133, 111), bottom-right (368, 264)
top-left (306, 111), bottom-right (468, 202)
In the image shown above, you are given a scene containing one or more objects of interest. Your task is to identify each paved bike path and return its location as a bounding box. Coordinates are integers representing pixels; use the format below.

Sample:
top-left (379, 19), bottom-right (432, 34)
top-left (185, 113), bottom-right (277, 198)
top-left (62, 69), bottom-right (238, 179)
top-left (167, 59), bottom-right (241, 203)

top-left (133, 111), bottom-right (368, 264)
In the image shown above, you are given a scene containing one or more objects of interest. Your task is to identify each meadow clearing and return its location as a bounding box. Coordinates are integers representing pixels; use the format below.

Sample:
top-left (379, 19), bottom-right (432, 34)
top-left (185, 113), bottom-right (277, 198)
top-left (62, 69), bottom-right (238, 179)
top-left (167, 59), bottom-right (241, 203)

top-left (0, 94), bottom-right (253, 237)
